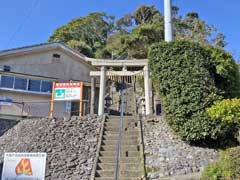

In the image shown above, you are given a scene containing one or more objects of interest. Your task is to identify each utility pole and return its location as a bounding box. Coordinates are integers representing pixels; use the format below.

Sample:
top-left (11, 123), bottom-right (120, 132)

top-left (164, 0), bottom-right (173, 42)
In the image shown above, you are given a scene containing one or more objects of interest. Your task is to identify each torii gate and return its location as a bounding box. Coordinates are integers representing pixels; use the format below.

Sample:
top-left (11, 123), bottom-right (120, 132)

top-left (87, 58), bottom-right (152, 116)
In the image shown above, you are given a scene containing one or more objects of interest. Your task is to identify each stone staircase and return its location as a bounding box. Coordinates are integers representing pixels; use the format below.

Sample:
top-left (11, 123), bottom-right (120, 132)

top-left (94, 115), bottom-right (144, 180)
top-left (93, 84), bottom-right (145, 180)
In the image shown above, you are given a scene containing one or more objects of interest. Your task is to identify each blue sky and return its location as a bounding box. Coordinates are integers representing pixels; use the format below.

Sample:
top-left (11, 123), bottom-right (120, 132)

top-left (0, 0), bottom-right (239, 60)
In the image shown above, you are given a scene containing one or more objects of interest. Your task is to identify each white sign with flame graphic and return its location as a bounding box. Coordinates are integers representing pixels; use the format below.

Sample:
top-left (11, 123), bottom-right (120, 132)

top-left (1, 153), bottom-right (47, 180)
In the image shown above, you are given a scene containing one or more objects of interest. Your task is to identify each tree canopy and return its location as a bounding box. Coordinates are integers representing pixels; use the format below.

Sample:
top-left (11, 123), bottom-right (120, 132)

top-left (48, 5), bottom-right (226, 59)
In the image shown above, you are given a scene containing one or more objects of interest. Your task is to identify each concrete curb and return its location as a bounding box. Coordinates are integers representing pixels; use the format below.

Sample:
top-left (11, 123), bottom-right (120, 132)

top-left (90, 114), bottom-right (106, 180)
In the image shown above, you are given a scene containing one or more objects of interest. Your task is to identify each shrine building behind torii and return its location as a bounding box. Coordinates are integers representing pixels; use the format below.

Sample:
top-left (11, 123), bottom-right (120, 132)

top-left (87, 58), bottom-right (152, 116)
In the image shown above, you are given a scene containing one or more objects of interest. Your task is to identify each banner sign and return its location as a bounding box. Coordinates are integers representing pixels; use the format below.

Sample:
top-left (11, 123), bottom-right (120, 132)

top-left (0, 96), bottom-right (13, 106)
top-left (1, 152), bottom-right (47, 180)
top-left (54, 82), bottom-right (82, 101)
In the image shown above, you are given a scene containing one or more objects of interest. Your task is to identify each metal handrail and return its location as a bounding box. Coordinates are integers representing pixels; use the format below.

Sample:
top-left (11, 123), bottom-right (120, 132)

top-left (113, 84), bottom-right (124, 180)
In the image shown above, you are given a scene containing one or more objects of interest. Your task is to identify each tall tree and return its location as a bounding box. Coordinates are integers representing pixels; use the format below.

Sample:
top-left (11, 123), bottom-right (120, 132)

top-left (48, 5), bottom-right (227, 58)
top-left (134, 5), bottom-right (160, 25)
top-left (49, 12), bottom-right (114, 54)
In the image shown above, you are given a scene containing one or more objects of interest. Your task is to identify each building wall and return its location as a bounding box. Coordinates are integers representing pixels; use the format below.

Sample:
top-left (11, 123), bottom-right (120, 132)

top-left (0, 48), bottom-right (98, 118)
top-left (0, 49), bottom-right (92, 83)
top-left (0, 90), bottom-right (68, 118)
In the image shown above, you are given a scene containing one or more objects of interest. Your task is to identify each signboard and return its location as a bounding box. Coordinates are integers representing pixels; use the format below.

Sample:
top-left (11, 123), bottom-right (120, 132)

top-left (0, 96), bottom-right (13, 106)
top-left (54, 82), bottom-right (82, 101)
top-left (50, 82), bottom-right (83, 118)
top-left (1, 152), bottom-right (47, 180)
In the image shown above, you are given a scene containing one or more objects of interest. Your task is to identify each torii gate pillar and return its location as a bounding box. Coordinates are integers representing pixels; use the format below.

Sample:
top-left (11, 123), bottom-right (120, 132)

top-left (144, 65), bottom-right (152, 115)
top-left (98, 66), bottom-right (106, 116)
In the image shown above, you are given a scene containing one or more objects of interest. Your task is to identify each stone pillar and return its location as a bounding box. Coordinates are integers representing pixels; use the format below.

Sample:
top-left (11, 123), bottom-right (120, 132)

top-left (90, 77), bottom-right (95, 114)
top-left (144, 65), bottom-right (151, 115)
top-left (98, 66), bottom-right (106, 116)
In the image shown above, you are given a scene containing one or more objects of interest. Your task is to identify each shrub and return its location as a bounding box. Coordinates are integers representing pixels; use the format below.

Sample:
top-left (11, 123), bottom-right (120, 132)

top-left (207, 98), bottom-right (240, 142)
top-left (201, 147), bottom-right (240, 180)
top-left (148, 40), bottom-right (239, 142)
top-left (207, 98), bottom-right (240, 125)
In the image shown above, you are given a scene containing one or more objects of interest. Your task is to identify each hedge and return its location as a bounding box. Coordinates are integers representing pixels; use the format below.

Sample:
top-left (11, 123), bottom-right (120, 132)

top-left (148, 40), bottom-right (239, 142)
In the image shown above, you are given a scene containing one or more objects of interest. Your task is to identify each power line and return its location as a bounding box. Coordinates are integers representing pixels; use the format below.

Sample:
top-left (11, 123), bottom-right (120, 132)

top-left (5, 0), bottom-right (41, 48)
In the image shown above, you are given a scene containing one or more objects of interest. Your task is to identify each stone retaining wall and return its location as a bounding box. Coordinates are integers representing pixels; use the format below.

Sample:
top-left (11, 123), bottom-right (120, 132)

top-left (144, 117), bottom-right (219, 179)
top-left (0, 115), bottom-right (102, 180)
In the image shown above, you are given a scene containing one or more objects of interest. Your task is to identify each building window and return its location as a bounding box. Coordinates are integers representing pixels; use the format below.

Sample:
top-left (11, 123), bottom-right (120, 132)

top-left (14, 77), bottom-right (27, 90)
top-left (3, 65), bottom-right (11, 72)
top-left (53, 53), bottom-right (61, 58)
top-left (41, 81), bottom-right (52, 93)
top-left (52, 53), bottom-right (61, 63)
top-left (0, 75), bottom-right (52, 94)
top-left (0, 76), bottom-right (14, 88)
top-left (28, 79), bottom-right (41, 92)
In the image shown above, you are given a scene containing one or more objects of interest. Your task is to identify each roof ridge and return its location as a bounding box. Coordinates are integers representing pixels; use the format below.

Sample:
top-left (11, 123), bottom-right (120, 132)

top-left (0, 41), bottom-right (62, 54)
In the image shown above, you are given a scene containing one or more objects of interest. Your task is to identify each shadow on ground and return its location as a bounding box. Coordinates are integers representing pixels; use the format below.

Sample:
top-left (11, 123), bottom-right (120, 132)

top-left (0, 119), bottom-right (18, 137)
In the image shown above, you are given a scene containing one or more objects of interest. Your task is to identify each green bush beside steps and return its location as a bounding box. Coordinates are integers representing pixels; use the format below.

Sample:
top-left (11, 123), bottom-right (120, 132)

top-left (148, 40), bottom-right (240, 142)
top-left (201, 147), bottom-right (240, 180)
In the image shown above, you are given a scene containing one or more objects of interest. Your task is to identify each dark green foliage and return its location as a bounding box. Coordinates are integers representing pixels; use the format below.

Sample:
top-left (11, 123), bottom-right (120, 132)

top-left (48, 5), bottom-right (226, 58)
top-left (149, 41), bottom-right (239, 142)
top-left (208, 48), bottom-right (240, 98)
top-left (49, 12), bottom-right (114, 55)
top-left (67, 40), bottom-right (94, 57)
top-left (201, 147), bottom-right (240, 180)
top-left (133, 5), bottom-right (160, 25)
top-left (95, 47), bottom-right (112, 59)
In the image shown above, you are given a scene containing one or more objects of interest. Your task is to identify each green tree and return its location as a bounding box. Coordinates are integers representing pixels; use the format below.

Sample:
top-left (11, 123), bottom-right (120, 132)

top-left (133, 5), bottom-right (160, 25)
top-left (49, 12), bottom-right (114, 55)
top-left (67, 40), bottom-right (94, 57)
top-left (208, 48), bottom-right (240, 98)
top-left (48, 5), bottom-right (227, 58)
top-left (174, 12), bottom-right (226, 48)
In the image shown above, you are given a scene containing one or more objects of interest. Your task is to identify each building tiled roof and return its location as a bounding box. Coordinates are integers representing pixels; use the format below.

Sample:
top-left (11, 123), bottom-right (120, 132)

top-left (0, 42), bottom-right (87, 59)
top-left (0, 42), bottom-right (57, 54)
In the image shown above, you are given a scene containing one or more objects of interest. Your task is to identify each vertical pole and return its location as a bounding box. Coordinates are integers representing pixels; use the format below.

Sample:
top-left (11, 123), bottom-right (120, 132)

top-left (50, 81), bottom-right (55, 118)
top-left (144, 66), bottom-right (151, 115)
top-left (98, 66), bottom-right (106, 116)
top-left (79, 82), bottom-right (83, 117)
top-left (90, 77), bottom-right (96, 114)
top-left (164, 0), bottom-right (173, 42)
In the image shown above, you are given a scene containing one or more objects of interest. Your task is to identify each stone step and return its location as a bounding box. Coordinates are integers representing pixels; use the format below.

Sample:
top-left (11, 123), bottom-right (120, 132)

top-left (96, 162), bottom-right (141, 171)
top-left (98, 156), bottom-right (115, 163)
top-left (104, 126), bottom-right (119, 131)
top-left (106, 118), bottom-right (137, 122)
top-left (102, 139), bottom-right (139, 146)
top-left (95, 170), bottom-right (142, 178)
top-left (104, 125), bottom-right (138, 130)
top-left (107, 117), bottom-right (136, 121)
top-left (95, 177), bottom-right (142, 180)
top-left (104, 130), bottom-right (139, 135)
top-left (103, 135), bottom-right (138, 141)
top-left (104, 122), bottom-right (138, 128)
top-left (100, 145), bottom-right (140, 152)
top-left (99, 150), bottom-right (141, 157)
top-left (120, 157), bottom-right (140, 163)
top-left (98, 156), bottom-right (140, 164)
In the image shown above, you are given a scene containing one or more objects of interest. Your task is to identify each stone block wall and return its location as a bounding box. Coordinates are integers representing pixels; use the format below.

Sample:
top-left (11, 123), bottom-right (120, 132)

top-left (144, 117), bottom-right (219, 179)
top-left (0, 115), bottom-right (103, 180)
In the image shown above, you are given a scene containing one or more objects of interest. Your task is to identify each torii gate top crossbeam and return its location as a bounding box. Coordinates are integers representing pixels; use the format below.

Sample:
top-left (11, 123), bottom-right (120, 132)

top-left (90, 71), bottom-right (144, 77)
top-left (86, 58), bottom-right (148, 67)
